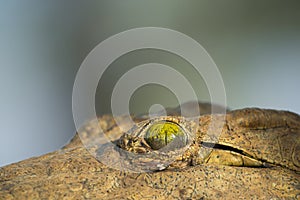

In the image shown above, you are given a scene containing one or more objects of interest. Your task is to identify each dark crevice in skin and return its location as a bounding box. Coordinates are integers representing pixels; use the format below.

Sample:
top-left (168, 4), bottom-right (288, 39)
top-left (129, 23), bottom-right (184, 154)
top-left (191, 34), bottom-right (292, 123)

top-left (201, 142), bottom-right (246, 155)
top-left (105, 124), bottom-right (118, 132)
top-left (200, 142), bottom-right (273, 168)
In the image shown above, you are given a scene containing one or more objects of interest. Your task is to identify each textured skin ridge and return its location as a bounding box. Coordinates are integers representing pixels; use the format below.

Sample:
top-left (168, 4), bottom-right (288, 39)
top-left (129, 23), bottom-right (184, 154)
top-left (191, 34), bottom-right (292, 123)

top-left (0, 107), bottom-right (299, 199)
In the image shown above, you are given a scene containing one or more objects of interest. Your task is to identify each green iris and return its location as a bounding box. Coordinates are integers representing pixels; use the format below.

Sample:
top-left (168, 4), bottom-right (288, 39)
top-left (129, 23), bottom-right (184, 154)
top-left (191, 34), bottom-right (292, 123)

top-left (145, 121), bottom-right (187, 150)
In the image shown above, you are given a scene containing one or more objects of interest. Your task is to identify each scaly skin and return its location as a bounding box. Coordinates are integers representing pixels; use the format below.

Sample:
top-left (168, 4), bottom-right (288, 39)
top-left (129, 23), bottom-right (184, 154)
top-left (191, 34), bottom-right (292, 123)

top-left (0, 106), bottom-right (299, 199)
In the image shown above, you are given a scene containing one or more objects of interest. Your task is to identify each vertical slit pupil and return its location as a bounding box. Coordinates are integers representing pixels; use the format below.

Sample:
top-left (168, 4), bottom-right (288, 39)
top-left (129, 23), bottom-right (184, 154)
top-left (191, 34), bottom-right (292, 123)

top-left (145, 121), bottom-right (187, 150)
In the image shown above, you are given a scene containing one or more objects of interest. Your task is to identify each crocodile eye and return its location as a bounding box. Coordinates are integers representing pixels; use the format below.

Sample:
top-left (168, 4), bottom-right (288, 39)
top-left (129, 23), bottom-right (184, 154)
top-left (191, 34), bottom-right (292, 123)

top-left (145, 121), bottom-right (187, 150)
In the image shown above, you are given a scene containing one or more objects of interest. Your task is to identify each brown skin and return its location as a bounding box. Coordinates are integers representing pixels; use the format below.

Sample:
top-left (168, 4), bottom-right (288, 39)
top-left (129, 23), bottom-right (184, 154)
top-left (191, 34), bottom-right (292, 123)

top-left (0, 105), bottom-right (299, 199)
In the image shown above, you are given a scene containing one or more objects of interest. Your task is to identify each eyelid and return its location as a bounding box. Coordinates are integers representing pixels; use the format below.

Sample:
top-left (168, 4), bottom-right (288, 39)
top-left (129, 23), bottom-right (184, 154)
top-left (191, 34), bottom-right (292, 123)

top-left (125, 117), bottom-right (195, 152)
top-left (116, 116), bottom-right (199, 171)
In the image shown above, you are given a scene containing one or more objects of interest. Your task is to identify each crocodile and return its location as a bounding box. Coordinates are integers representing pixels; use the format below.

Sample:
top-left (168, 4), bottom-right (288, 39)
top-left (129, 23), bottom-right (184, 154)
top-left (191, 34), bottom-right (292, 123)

top-left (0, 102), bottom-right (299, 199)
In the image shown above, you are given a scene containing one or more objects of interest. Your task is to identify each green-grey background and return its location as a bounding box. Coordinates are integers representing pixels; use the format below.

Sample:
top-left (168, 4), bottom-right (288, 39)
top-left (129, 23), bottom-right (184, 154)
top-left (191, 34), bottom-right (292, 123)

top-left (0, 1), bottom-right (299, 167)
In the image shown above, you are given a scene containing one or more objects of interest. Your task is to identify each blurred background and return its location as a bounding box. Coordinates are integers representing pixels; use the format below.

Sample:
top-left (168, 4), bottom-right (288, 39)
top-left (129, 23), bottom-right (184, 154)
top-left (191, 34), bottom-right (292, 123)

top-left (0, 0), bottom-right (299, 167)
